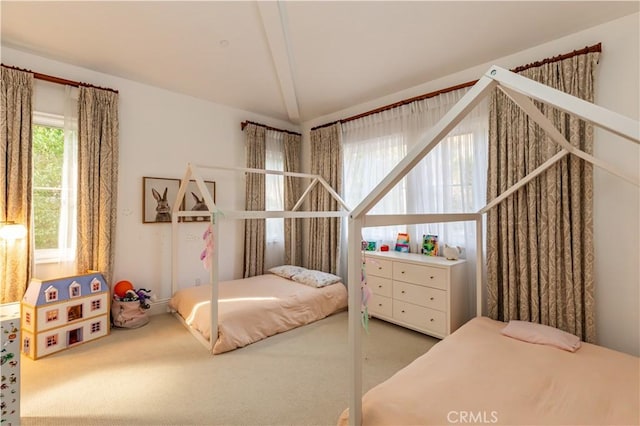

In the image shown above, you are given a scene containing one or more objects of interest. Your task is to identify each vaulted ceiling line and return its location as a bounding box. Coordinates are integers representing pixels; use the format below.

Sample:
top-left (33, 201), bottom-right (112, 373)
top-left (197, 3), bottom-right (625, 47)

top-left (257, 1), bottom-right (301, 123)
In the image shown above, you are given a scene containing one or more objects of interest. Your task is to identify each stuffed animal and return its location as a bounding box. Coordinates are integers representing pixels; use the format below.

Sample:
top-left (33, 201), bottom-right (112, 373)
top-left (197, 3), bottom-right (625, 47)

top-left (135, 288), bottom-right (152, 309)
top-left (443, 244), bottom-right (462, 260)
top-left (120, 287), bottom-right (152, 309)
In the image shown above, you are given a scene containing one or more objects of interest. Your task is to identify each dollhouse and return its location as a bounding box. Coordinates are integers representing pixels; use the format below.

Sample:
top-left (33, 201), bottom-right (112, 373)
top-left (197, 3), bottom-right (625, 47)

top-left (21, 272), bottom-right (110, 359)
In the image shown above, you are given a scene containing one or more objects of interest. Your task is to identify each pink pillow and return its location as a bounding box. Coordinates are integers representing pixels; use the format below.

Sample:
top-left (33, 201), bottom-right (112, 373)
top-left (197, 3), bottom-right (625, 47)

top-left (501, 320), bottom-right (582, 352)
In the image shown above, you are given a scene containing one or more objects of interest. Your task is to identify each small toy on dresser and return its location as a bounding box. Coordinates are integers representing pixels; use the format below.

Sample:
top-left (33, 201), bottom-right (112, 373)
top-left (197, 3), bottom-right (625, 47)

top-left (443, 245), bottom-right (462, 260)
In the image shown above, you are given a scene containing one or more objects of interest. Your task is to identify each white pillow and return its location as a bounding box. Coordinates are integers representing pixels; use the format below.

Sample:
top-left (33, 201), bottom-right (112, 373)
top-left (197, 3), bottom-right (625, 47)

top-left (292, 269), bottom-right (342, 288)
top-left (268, 265), bottom-right (308, 279)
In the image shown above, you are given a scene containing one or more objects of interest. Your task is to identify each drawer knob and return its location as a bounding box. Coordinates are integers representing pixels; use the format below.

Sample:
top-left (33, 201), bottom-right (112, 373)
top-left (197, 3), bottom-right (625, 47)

top-left (378, 303), bottom-right (382, 307)
top-left (430, 318), bottom-right (434, 322)
top-left (401, 310), bottom-right (405, 313)
top-left (401, 290), bottom-right (405, 294)
top-left (429, 297), bottom-right (434, 301)
top-left (430, 276), bottom-right (435, 279)
top-left (401, 271), bottom-right (405, 274)
top-left (378, 266), bottom-right (382, 270)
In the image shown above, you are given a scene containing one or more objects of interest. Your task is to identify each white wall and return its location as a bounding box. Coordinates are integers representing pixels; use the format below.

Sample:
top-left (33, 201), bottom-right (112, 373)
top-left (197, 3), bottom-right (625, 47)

top-left (1, 46), bottom-right (299, 302)
top-left (302, 13), bottom-right (640, 356)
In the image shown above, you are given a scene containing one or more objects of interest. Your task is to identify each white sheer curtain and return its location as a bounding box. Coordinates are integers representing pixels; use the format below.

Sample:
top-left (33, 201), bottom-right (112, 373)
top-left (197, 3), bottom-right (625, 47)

top-left (59, 86), bottom-right (78, 264)
top-left (342, 111), bottom-right (408, 245)
top-left (407, 91), bottom-right (488, 255)
top-left (265, 129), bottom-right (284, 268)
top-left (342, 88), bottom-right (488, 257)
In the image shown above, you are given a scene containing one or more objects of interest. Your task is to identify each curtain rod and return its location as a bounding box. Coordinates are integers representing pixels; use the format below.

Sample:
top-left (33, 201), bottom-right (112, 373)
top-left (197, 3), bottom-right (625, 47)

top-left (1, 63), bottom-right (119, 94)
top-left (311, 43), bottom-right (602, 131)
top-left (240, 120), bottom-right (301, 136)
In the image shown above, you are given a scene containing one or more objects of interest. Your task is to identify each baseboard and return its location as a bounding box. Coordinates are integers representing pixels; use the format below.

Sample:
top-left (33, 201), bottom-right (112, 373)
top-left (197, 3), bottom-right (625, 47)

top-left (147, 298), bottom-right (170, 316)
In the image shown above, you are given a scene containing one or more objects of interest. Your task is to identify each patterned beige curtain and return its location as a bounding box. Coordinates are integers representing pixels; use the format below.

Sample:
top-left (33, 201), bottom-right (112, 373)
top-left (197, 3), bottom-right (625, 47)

top-left (307, 124), bottom-right (342, 274)
top-left (283, 132), bottom-right (302, 266)
top-left (486, 52), bottom-right (599, 342)
top-left (243, 123), bottom-right (266, 277)
top-left (0, 67), bottom-right (33, 303)
top-left (77, 87), bottom-right (119, 286)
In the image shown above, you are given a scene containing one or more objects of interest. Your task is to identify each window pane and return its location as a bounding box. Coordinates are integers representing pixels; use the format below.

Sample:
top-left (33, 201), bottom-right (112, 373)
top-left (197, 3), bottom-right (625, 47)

top-left (32, 124), bottom-right (65, 250)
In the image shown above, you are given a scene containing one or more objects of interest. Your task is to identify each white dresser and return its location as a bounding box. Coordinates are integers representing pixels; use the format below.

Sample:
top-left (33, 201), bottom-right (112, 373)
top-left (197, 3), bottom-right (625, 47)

top-left (365, 251), bottom-right (469, 339)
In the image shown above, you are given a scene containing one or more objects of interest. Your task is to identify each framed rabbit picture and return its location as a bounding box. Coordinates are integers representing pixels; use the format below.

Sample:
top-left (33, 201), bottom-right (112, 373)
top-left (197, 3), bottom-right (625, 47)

top-left (142, 177), bottom-right (181, 223)
top-left (180, 180), bottom-right (216, 222)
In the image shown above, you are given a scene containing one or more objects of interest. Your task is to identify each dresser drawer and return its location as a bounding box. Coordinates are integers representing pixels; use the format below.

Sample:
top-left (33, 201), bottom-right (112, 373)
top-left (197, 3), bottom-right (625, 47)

top-left (367, 275), bottom-right (392, 297)
top-left (393, 261), bottom-right (447, 290)
top-left (369, 294), bottom-right (392, 318)
top-left (393, 281), bottom-right (446, 311)
top-left (365, 257), bottom-right (393, 279)
top-left (393, 300), bottom-right (447, 335)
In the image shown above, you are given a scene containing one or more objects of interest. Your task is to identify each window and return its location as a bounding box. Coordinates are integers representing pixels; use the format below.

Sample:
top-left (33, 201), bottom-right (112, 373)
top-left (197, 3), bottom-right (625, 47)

top-left (23, 337), bottom-right (31, 354)
top-left (342, 89), bottom-right (488, 253)
top-left (265, 130), bottom-right (285, 267)
top-left (32, 112), bottom-right (77, 264)
top-left (69, 281), bottom-right (81, 298)
top-left (91, 299), bottom-right (101, 311)
top-left (343, 131), bottom-right (408, 244)
top-left (90, 278), bottom-right (101, 293)
top-left (45, 286), bottom-right (58, 302)
top-left (46, 309), bottom-right (59, 322)
top-left (91, 321), bottom-right (101, 333)
top-left (46, 334), bottom-right (58, 347)
top-left (67, 304), bottom-right (83, 322)
top-left (25, 312), bottom-right (32, 325)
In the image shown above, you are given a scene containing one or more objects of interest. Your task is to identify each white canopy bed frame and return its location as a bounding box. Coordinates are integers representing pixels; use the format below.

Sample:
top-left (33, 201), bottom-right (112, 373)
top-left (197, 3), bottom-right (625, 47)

top-left (170, 163), bottom-right (350, 352)
top-left (345, 65), bottom-right (639, 425)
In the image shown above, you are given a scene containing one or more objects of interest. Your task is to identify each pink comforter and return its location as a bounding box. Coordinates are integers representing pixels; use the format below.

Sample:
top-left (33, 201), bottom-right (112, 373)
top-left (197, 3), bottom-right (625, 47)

top-left (339, 316), bottom-right (639, 425)
top-left (169, 274), bottom-right (347, 354)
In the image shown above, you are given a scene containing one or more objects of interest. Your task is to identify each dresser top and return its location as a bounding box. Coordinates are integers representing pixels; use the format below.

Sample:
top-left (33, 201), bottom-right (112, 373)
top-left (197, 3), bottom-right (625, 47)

top-left (365, 250), bottom-right (466, 267)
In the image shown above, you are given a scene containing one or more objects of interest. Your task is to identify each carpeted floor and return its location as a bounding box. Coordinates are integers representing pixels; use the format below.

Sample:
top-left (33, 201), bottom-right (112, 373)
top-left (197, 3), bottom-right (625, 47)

top-left (19, 311), bottom-right (438, 426)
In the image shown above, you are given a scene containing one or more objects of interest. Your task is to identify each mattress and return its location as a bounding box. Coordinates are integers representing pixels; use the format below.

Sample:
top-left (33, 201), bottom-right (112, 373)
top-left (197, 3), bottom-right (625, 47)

top-left (169, 273), bottom-right (347, 354)
top-left (339, 316), bottom-right (639, 425)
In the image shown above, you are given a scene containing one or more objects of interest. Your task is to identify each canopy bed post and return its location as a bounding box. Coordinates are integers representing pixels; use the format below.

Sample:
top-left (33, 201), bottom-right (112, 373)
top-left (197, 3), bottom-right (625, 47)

top-left (210, 210), bottom-right (219, 352)
top-left (348, 215), bottom-right (363, 426)
top-left (171, 214), bottom-right (179, 295)
top-left (476, 216), bottom-right (483, 317)
top-left (172, 164), bottom-right (194, 294)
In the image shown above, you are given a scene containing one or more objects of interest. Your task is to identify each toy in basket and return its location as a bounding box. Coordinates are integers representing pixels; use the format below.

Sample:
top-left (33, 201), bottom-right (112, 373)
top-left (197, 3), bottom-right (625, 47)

top-left (111, 280), bottom-right (151, 329)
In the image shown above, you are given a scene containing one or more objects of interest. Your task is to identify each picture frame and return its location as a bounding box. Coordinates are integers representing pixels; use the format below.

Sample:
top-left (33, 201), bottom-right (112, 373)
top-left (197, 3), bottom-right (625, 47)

top-left (395, 232), bottom-right (410, 252)
top-left (180, 180), bottom-right (216, 222)
top-left (422, 234), bottom-right (439, 256)
top-left (142, 177), bottom-right (181, 223)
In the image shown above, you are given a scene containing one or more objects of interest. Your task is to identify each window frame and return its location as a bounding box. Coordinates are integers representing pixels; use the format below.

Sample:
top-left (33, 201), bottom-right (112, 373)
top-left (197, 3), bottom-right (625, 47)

top-left (32, 111), bottom-right (75, 265)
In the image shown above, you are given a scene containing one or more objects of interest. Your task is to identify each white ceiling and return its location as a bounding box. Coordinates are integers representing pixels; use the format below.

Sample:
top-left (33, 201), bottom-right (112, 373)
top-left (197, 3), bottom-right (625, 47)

top-left (1, 1), bottom-right (638, 124)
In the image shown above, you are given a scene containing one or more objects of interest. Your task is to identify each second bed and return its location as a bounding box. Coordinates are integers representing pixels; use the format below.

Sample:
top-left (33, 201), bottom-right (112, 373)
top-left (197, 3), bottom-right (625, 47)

top-left (169, 270), bottom-right (348, 354)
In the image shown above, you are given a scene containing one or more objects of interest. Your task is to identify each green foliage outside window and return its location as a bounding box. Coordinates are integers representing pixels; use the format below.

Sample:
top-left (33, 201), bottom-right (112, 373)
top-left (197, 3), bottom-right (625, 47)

top-left (32, 124), bottom-right (64, 250)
